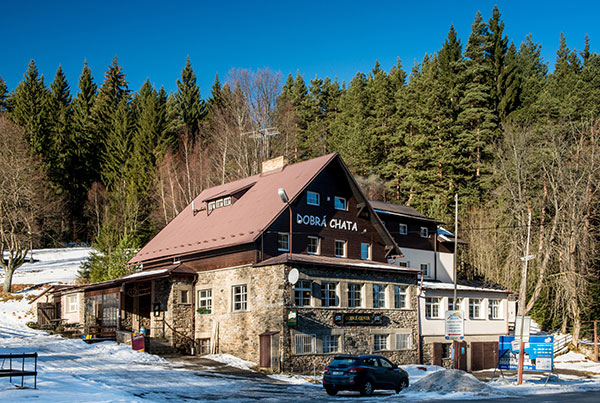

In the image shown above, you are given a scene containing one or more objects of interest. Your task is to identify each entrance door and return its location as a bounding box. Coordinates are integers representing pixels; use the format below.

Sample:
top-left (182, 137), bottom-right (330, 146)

top-left (453, 341), bottom-right (467, 370)
top-left (259, 334), bottom-right (271, 368)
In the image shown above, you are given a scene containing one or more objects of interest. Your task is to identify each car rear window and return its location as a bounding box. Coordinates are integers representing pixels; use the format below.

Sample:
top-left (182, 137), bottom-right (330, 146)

top-left (329, 358), bottom-right (358, 367)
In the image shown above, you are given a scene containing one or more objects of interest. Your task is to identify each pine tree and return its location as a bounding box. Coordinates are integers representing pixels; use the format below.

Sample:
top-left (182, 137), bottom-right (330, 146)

top-left (70, 61), bottom-right (98, 240)
top-left (485, 5), bottom-right (509, 120)
top-left (456, 11), bottom-right (496, 203)
top-left (174, 57), bottom-right (206, 142)
top-left (10, 60), bottom-right (50, 155)
top-left (511, 34), bottom-right (547, 121)
top-left (0, 76), bottom-right (8, 112)
top-left (47, 66), bottom-right (73, 187)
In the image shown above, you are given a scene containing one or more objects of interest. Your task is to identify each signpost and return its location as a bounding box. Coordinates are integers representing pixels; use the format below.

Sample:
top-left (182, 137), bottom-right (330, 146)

top-left (445, 310), bottom-right (465, 340)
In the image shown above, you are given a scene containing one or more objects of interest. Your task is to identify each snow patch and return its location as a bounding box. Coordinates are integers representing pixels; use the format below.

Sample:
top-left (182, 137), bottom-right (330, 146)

top-left (203, 353), bottom-right (257, 371)
top-left (405, 369), bottom-right (508, 397)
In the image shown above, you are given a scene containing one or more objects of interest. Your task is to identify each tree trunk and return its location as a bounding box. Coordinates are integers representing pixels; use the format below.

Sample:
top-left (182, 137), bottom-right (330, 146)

top-left (2, 267), bottom-right (15, 293)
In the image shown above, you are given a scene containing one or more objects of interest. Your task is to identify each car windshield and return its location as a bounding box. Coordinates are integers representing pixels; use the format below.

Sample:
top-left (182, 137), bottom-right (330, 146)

top-left (329, 358), bottom-right (358, 368)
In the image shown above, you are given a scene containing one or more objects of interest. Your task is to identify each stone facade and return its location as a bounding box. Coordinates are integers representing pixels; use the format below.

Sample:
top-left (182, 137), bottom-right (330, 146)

top-left (186, 262), bottom-right (418, 373)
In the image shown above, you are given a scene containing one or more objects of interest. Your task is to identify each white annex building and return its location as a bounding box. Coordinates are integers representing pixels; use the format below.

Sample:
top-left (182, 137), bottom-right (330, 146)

top-left (371, 201), bottom-right (516, 371)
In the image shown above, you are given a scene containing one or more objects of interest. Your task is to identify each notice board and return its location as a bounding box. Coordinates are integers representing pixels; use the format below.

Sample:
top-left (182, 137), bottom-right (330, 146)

top-left (498, 335), bottom-right (553, 371)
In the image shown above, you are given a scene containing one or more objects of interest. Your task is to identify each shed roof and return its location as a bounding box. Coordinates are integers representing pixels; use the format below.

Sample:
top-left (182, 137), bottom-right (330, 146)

top-left (370, 200), bottom-right (439, 223)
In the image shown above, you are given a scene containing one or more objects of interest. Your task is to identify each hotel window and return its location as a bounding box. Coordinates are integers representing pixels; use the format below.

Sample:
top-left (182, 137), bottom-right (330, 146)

top-left (322, 335), bottom-right (340, 353)
top-left (294, 280), bottom-right (312, 307)
top-left (360, 243), bottom-right (371, 260)
top-left (398, 261), bottom-right (409, 268)
top-left (216, 199), bottom-right (224, 209)
top-left (420, 227), bottom-right (429, 238)
top-left (307, 236), bottom-right (320, 255)
top-left (307, 191), bottom-right (320, 206)
top-left (469, 298), bottom-right (483, 319)
top-left (394, 285), bottom-right (408, 309)
top-left (334, 240), bottom-right (347, 257)
top-left (372, 284), bottom-right (386, 308)
top-left (334, 196), bottom-right (347, 210)
top-left (67, 295), bottom-right (78, 313)
top-left (232, 285), bottom-right (247, 311)
top-left (223, 196), bottom-right (232, 206)
top-left (295, 333), bottom-right (315, 354)
top-left (374, 334), bottom-right (389, 351)
top-left (425, 297), bottom-right (441, 318)
top-left (348, 283), bottom-right (362, 308)
top-left (321, 282), bottom-right (338, 307)
top-left (198, 338), bottom-right (211, 355)
top-left (180, 290), bottom-right (190, 304)
top-left (420, 263), bottom-right (430, 278)
top-left (448, 297), bottom-right (463, 311)
top-left (197, 289), bottom-right (212, 314)
top-left (488, 299), bottom-right (501, 319)
top-left (277, 232), bottom-right (290, 251)
top-left (399, 223), bottom-right (408, 235)
top-left (208, 201), bottom-right (216, 211)
top-left (395, 333), bottom-right (412, 350)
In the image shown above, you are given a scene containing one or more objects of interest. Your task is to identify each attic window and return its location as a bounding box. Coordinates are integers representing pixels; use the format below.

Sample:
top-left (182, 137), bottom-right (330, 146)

top-left (208, 196), bottom-right (233, 211)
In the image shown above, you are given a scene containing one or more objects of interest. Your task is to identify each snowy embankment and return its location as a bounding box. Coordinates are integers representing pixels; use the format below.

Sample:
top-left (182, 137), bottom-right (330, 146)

top-left (1, 249), bottom-right (600, 402)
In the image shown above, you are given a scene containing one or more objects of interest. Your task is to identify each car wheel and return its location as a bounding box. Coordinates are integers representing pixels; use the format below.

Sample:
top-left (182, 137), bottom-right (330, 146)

top-left (360, 380), bottom-right (374, 396)
top-left (395, 378), bottom-right (409, 393)
top-left (325, 385), bottom-right (338, 396)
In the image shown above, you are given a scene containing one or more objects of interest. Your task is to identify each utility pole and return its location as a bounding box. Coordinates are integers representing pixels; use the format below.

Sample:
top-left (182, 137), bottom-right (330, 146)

top-left (517, 211), bottom-right (534, 385)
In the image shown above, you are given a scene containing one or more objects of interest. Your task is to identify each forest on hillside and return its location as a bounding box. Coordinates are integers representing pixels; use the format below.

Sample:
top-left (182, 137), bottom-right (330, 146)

top-left (0, 7), bottom-right (598, 341)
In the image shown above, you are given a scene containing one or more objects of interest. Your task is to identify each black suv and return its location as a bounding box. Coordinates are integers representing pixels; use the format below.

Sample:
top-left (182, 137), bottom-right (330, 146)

top-left (322, 354), bottom-right (409, 396)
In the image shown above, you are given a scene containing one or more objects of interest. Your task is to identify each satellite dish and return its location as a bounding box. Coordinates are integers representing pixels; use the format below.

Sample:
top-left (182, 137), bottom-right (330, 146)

top-left (288, 268), bottom-right (299, 285)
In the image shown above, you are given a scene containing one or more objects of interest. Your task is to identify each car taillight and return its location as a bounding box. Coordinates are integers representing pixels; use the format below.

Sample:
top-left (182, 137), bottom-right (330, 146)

top-left (324, 367), bottom-right (329, 374)
top-left (348, 367), bottom-right (364, 373)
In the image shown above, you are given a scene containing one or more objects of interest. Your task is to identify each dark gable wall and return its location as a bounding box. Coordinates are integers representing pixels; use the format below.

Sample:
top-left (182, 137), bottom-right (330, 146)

top-left (262, 161), bottom-right (390, 261)
top-left (377, 212), bottom-right (453, 254)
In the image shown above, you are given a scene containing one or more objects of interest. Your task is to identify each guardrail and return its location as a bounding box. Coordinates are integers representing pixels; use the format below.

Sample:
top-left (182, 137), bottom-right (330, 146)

top-left (0, 352), bottom-right (38, 389)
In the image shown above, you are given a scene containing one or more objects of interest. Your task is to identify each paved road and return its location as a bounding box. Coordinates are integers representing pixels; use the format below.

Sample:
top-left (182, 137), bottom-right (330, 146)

top-left (419, 390), bottom-right (600, 403)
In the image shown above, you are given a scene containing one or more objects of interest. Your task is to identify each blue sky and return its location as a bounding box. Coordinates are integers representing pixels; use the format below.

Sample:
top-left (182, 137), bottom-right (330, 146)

top-left (1, 0), bottom-right (598, 96)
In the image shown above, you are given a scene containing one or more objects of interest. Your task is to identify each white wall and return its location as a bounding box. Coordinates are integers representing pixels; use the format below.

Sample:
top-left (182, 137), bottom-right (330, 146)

top-left (394, 247), bottom-right (454, 283)
top-left (419, 289), bottom-right (509, 337)
top-left (62, 292), bottom-right (84, 324)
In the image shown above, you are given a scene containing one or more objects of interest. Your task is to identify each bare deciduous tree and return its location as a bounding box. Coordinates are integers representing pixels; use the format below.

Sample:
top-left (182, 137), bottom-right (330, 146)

top-left (0, 117), bottom-right (53, 292)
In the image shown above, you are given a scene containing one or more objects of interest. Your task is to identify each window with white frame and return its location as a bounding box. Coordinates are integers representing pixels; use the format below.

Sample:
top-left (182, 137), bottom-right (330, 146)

top-left (420, 263), bottom-right (430, 278)
top-left (420, 227), bottom-right (429, 238)
top-left (334, 240), bottom-right (347, 257)
top-left (197, 289), bottom-right (212, 314)
top-left (321, 282), bottom-right (338, 307)
top-left (67, 295), bottom-right (78, 313)
top-left (395, 333), bottom-right (412, 350)
top-left (372, 284), bottom-right (386, 308)
top-left (425, 297), bottom-right (441, 318)
top-left (374, 334), bottom-right (389, 351)
top-left (469, 298), bottom-right (483, 319)
top-left (277, 232), bottom-right (289, 251)
top-left (488, 299), bottom-right (501, 319)
top-left (399, 223), bottom-right (408, 235)
top-left (223, 196), bottom-right (232, 206)
top-left (294, 280), bottom-right (312, 307)
top-left (447, 297), bottom-right (463, 311)
top-left (360, 243), bottom-right (371, 260)
top-left (232, 285), bottom-right (247, 311)
top-left (334, 196), bottom-right (347, 210)
top-left (322, 335), bottom-right (340, 353)
top-left (307, 191), bottom-right (320, 206)
top-left (307, 236), bottom-right (320, 255)
top-left (394, 285), bottom-right (408, 309)
top-left (295, 333), bottom-right (315, 354)
top-left (348, 283), bottom-right (362, 308)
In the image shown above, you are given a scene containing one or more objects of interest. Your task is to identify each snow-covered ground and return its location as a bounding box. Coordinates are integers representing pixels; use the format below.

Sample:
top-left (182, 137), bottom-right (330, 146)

top-left (1, 248), bottom-right (600, 401)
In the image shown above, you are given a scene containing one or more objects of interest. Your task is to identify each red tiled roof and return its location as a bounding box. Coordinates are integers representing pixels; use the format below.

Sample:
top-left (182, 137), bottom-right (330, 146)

top-left (129, 153), bottom-right (339, 265)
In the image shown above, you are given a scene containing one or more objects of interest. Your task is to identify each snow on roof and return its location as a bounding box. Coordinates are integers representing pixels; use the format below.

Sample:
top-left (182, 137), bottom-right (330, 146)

top-left (121, 268), bottom-right (169, 280)
top-left (422, 281), bottom-right (510, 294)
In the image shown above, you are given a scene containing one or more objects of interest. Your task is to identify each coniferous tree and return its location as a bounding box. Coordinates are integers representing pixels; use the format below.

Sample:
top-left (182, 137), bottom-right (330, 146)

top-left (0, 76), bottom-right (8, 112)
top-left (47, 66), bottom-right (73, 188)
top-left (10, 60), bottom-right (50, 155)
top-left (174, 57), bottom-right (206, 143)
top-left (456, 11), bottom-right (496, 203)
top-left (485, 5), bottom-right (509, 121)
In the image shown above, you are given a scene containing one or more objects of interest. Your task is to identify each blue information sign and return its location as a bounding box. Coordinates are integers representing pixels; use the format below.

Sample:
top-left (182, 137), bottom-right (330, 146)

top-left (498, 335), bottom-right (554, 371)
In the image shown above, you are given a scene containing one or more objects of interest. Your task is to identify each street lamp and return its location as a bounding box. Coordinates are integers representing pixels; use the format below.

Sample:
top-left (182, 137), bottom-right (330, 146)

top-left (278, 188), bottom-right (292, 257)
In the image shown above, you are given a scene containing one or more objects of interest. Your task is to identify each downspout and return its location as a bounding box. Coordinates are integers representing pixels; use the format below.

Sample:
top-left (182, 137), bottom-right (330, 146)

top-left (505, 294), bottom-right (509, 336)
top-left (191, 273), bottom-right (198, 355)
top-left (417, 272), bottom-right (425, 364)
top-left (434, 225), bottom-right (438, 281)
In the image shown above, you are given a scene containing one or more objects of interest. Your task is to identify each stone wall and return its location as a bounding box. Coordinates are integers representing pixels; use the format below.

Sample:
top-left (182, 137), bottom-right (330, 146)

top-left (283, 265), bottom-right (419, 373)
top-left (166, 276), bottom-right (195, 352)
top-left (194, 264), bottom-right (286, 363)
